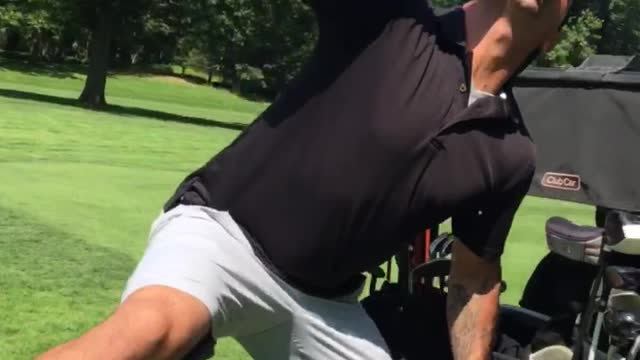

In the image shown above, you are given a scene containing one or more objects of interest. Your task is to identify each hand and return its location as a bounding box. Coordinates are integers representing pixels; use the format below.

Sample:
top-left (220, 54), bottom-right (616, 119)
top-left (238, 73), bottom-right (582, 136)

top-left (508, 0), bottom-right (544, 14)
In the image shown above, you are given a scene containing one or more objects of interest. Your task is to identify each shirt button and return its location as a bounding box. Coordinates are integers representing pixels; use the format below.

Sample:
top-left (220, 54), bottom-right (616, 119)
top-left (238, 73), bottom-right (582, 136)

top-left (459, 83), bottom-right (468, 93)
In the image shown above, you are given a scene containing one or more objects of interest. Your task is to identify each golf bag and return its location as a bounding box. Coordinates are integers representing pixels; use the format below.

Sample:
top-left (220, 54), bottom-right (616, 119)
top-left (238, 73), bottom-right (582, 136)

top-left (362, 276), bottom-right (535, 360)
top-left (517, 207), bottom-right (608, 345)
top-left (362, 282), bottom-right (454, 360)
top-left (519, 252), bottom-right (598, 345)
top-left (517, 209), bottom-right (640, 360)
top-left (361, 231), bottom-right (550, 360)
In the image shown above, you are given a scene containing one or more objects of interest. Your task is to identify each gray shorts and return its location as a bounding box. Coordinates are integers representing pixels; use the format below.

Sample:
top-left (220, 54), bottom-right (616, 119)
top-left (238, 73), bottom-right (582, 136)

top-left (122, 205), bottom-right (391, 360)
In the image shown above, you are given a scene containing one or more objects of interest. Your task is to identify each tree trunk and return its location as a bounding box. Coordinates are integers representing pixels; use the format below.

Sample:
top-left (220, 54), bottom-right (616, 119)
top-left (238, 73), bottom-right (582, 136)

top-left (5, 29), bottom-right (20, 52)
top-left (114, 45), bottom-right (133, 68)
top-left (79, 11), bottom-right (112, 107)
top-left (30, 31), bottom-right (42, 62)
top-left (597, 0), bottom-right (613, 54)
top-left (221, 61), bottom-right (239, 91)
top-left (207, 67), bottom-right (214, 84)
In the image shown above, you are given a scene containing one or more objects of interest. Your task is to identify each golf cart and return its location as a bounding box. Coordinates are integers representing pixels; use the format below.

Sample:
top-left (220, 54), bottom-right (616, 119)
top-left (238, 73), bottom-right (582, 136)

top-left (514, 55), bottom-right (640, 360)
top-left (361, 55), bottom-right (640, 360)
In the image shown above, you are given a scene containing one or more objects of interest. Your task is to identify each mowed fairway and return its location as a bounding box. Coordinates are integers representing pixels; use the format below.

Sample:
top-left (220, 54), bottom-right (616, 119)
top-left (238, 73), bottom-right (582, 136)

top-left (0, 61), bottom-right (594, 359)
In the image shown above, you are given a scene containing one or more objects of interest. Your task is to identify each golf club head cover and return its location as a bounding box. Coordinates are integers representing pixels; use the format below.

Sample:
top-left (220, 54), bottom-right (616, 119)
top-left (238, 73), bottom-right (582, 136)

top-left (545, 217), bottom-right (603, 265)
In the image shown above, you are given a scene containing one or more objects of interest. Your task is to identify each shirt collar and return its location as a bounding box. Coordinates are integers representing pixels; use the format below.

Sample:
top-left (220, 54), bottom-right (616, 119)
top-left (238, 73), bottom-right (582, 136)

top-left (438, 91), bottom-right (514, 132)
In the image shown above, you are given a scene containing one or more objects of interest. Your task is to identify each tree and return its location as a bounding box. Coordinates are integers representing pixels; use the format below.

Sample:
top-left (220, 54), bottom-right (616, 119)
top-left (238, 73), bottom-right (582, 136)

top-left (0, 0), bottom-right (71, 59)
top-left (183, 0), bottom-right (317, 97)
top-left (3, 0), bottom-right (637, 104)
top-left (111, 0), bottom-right (189, 68)
top-left (76, 0), bottom-right (152, 107)
top-left (541, 9), bottom-right (603, 68)
top-left (599, 0), bottom-right (640, 56)
top-left (0, 2), bottom-right (24, 51)
top-left (245, 0), bottom-right (317, 94)
top-left (78, 3), bottom-right (113, 106)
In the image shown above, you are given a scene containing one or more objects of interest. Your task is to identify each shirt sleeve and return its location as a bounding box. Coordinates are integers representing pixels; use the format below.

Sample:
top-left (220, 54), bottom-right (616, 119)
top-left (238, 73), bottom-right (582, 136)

top-left (451, 169), bottom-right (534, 262)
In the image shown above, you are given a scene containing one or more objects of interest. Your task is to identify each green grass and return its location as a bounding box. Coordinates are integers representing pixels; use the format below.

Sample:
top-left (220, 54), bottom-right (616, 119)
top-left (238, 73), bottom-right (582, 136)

top-left (0, 62), bottom-right (595, 359)
top-left (0, 63), bottom-right (255, 359)
top-left (0, 58), bottom-right (268, 124)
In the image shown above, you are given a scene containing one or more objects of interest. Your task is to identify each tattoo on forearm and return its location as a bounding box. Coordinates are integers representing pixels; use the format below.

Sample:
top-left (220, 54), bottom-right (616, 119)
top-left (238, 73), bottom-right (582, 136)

top-left (447, 277), bottom-right (497, 360)
top-left (447, 283), bottom-right (476, 357)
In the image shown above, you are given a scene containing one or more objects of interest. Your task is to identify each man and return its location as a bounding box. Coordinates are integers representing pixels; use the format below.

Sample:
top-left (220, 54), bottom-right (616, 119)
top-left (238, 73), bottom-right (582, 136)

top-left (39, 0), bottom-right (572, 358)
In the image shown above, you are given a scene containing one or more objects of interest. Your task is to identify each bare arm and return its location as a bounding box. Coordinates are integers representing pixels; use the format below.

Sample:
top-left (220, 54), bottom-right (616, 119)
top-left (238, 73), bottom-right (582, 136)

top-left (37, 286), bottom-right (211, 360)
top-left (447, 240), bottom-right (502, 360)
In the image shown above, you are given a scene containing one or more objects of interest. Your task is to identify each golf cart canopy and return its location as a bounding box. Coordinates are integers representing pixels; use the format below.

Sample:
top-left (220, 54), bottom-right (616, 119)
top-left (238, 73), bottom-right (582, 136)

top-left (513, 55), bottom-right (640, 212)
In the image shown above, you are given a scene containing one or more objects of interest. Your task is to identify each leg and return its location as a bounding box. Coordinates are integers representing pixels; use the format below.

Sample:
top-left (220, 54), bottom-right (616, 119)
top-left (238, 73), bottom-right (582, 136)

top-left (237, 282), bottom-right (392, 360)
top-left (236, 321), bottom-right (295, 360)
top-left (294, 298), bottom-right (392, 360)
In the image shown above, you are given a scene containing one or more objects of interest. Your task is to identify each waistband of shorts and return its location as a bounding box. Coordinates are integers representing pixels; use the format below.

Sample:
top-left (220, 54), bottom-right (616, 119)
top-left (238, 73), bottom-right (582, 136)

top-left (164, 179), bottom-right (366, 301)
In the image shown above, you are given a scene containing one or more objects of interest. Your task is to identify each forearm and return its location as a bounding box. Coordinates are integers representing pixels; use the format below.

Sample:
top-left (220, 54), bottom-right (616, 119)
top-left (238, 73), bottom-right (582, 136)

top-left (36, 318), bottom-right (171, 360)
top-left (447, 280), bottom-right (500, 360)
top-left (446, 241), bottom-right (502, 360)
top-left (37, 288), bottom-right (211, 360)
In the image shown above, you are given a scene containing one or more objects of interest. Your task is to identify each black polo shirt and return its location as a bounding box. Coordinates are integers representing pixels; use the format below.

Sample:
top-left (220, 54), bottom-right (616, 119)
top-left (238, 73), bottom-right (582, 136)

top-left (167, 0), bottom-right (536, 296)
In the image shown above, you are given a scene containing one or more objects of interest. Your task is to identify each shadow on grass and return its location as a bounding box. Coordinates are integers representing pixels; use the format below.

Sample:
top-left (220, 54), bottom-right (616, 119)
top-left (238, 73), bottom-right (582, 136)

top-left (0, 55), bottom-right (200, 84)
top-left (0, 206), bottom-right (223, 359)
top-left (2, 55), bottom-right (274, 102)
top-left (123, 64), bottom-right (274, 102)
top-left (1, 54), bottom-right (274, 104)
top-left (120, 65), bottom-right (211, 86)
top-left (0, 206), bottom-right (137, 357)
top-left (0, 56), bottom-right (85, 80)
top-left (0, 88), bottom-right (248, 131)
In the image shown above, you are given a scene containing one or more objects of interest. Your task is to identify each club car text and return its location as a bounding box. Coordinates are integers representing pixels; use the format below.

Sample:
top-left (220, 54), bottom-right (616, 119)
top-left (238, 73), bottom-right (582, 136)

top-left (541, 172), bottom-right (582, 191)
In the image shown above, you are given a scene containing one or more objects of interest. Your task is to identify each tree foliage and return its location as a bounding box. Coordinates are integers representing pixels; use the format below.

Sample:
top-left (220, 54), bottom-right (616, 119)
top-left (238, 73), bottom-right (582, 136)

top-left (0, 0), bottom-right (74, 59)
top-left (430, 0), bottom-right (636, 70)
top-left (1, 0), bottom-right (638, 101)
top-left (542, 9), bottom-right (604, 68)
top-left (600, 0), bottom-right (640, 56)
top-left (175, 0), bottom-right (316, 96)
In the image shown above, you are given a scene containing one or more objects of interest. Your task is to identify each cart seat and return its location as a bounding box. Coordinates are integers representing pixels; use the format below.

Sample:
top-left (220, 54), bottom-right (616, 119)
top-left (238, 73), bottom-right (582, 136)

top-left (545, 217), bottom-right (603, 265)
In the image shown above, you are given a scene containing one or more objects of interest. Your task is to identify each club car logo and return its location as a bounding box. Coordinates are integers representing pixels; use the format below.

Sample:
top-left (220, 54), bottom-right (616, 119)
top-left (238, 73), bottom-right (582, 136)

top-left (541, 172), bottom-right (581, 191)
